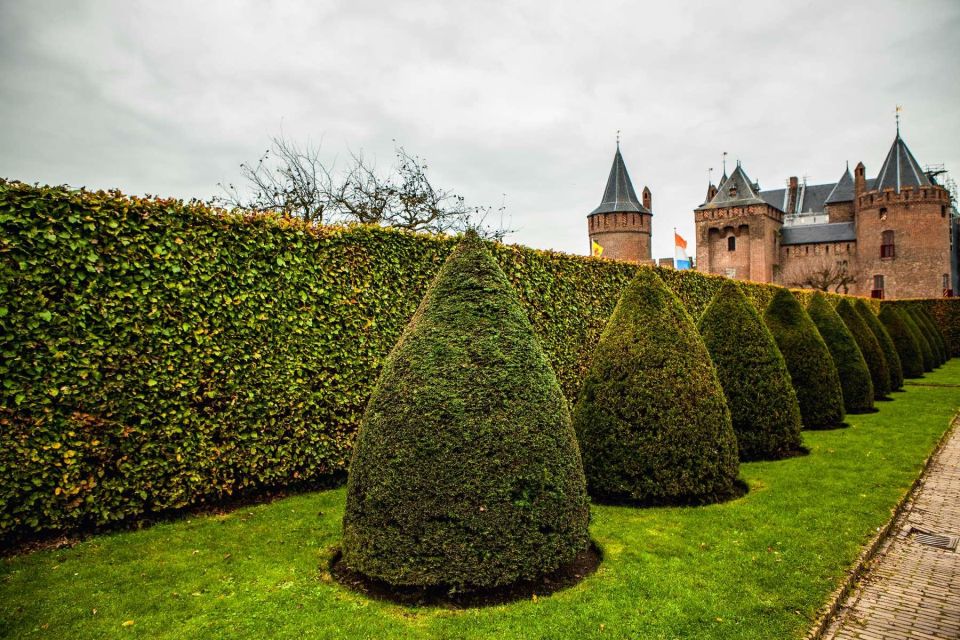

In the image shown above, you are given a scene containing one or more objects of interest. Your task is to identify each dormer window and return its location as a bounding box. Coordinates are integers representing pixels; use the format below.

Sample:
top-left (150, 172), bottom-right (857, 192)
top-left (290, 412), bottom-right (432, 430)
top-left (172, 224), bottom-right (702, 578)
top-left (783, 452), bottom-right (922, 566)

top-left (728, 185), bottom-right (738, 197)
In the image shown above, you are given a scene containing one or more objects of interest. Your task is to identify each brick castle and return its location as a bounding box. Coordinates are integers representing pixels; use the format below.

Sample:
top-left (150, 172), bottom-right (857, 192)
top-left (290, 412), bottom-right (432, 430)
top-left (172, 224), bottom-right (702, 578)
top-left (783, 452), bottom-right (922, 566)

top-left (586, 129), bottom-right (957, 299)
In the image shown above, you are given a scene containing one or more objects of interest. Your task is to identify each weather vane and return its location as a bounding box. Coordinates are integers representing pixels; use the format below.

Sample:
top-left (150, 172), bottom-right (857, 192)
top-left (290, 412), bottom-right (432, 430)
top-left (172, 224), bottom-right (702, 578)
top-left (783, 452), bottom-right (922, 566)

top-left (896, 105), bottom-right (902, 135)
top-left (616, 129), bottom-right (621, 148)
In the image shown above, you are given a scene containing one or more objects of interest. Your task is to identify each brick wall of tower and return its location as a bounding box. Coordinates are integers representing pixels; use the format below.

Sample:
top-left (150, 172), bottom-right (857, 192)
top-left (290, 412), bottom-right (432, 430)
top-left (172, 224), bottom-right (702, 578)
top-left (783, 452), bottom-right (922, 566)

top-left (854, 186), bottom-right (952, 298)
top-left (588, 211), bottom-right (652, 262)
top-left (779, 241), bottom-right (858, 289)
top-left (826, 201), bottom-right (855, 223)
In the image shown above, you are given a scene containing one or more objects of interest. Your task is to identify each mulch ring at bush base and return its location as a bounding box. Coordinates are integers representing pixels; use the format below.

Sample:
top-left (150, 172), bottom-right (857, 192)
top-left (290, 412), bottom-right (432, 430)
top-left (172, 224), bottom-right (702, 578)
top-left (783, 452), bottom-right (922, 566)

top-left (329, 541), bottom-right (601, 608)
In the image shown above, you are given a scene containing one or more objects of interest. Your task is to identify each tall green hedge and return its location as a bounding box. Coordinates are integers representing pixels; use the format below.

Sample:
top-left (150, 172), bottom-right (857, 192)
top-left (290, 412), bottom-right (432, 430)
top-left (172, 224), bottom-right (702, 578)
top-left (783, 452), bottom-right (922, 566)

top-left (571, 269), bottom-right (739, 505)
top-left (341, 232), bottom-right (589, 589)
top-left (764, 290), bottom-right (845, 429)
top-left (879, 306), bottom-right (924, 378)
top-left (807, 293), bottom-right (874, 413)
top-left (0, 180), bottom-right (928, 541)
top-left (855, 299), bottom-right (903, 392)
top-left (697, 281), bottom-right (803, 461)
top-left (911, 309), bottom-right (946, 365)
top-left (836, 299), bottom-right (890, 400)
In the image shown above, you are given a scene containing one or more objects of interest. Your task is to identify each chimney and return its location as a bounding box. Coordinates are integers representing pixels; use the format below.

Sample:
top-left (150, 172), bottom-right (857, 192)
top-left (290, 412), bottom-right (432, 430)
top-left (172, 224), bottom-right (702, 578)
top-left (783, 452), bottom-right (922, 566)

top-left (707, 183), bottom-right (718, 202)
top-left (787, 176), bottom-right (799, 214)
top-left (642, 186), bottom-right (652, 212)
top-left (854, 162), bottom-right (866, 213)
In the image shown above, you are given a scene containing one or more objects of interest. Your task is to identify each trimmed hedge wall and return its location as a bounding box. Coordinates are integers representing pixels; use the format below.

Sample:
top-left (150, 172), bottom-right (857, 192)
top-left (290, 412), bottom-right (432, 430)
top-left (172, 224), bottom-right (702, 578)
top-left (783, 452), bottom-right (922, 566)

top-left (836, 299), bottom-right (890, 400)
top-left (855, 299), bottom-right (903, 392)
top-left (807, 293), bottom-right (874, 414)
top-left (0, 180), bottom-right (918, 541)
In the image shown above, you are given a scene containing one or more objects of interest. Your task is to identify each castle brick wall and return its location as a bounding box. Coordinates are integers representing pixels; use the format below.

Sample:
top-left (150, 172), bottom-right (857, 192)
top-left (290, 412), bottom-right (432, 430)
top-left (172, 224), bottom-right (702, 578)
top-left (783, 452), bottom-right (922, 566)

top-left (588, 211), bottom-right (652, 262)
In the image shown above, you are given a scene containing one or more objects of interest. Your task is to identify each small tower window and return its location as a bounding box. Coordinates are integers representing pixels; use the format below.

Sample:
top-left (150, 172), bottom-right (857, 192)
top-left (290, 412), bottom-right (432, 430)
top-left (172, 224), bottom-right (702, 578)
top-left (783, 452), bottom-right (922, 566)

top-left (727, 236), bottom-right (736, 251)
top-left (944, 274), bottom-right (952, 297)
top-left (942, 205), bottom-right (948, 218)
top-left (879, 207), bottom-right (888, 221)
top-left (880, 230), bottom-right (895, 259)
top-left (872, 275), bottom-right (885, 299)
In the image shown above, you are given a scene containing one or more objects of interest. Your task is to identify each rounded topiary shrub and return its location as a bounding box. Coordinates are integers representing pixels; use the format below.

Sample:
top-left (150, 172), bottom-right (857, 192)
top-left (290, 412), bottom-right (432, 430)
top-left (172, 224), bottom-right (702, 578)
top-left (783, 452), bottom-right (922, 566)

top-left (836, 299), bottom-right (890, 400)
top-left (764, 289), bottom-right (845, 429)
top-left (879, 306), bottom-right (924, 379)
top-left (697, 280), bottom-right (803, 461)
top-left (918, 307), bottom-right (950, 361)
top-left (856, 299), bottom-right (903, 391)
top-left (340, 231), bottom-right (590, 590)
top-left (571, 268), bottom-right (739, 505)
top-left (807, 293), bottom-right (874, 413)
top-left (911, 308), bottom-right (946, 365)
top-left (899, 308), bottom-right (935, 371)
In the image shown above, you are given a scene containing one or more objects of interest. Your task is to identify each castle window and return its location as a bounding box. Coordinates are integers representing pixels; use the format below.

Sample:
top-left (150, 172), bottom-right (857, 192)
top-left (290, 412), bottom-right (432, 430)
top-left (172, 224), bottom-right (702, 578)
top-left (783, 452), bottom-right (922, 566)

top-left (943, 205), bottom-right (948, 218)
top-left (805, 246), bottom-right (809, 255)
top-left (944, 274), bottom-right (952, 297)
top-left (879, 207), bottom-right (888, 221)
top-left (872, 275), bottom-right (885, 299)
top-left (880, 230), bottom-right (895, 259)
top-left (727, 236), bottom-right (736, 251)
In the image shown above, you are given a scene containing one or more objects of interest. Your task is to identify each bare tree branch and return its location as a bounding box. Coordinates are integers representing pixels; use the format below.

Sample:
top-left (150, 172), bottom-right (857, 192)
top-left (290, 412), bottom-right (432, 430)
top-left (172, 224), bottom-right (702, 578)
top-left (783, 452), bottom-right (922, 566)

top-left (782, 253), bottom-right (860, 294)
top-left (214, 135), bottom-right (511, 240)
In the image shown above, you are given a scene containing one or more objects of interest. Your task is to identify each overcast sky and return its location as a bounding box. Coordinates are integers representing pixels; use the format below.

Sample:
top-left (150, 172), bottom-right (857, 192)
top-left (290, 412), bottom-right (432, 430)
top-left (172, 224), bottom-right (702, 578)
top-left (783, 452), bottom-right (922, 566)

top-left (2, 0), bottom-right (958, 258)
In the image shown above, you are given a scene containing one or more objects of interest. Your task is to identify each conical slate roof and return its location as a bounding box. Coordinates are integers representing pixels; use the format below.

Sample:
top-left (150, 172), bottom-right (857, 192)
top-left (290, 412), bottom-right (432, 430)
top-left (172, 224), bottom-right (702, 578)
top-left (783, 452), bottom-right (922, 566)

top-left (825, 165), bottom-right (855, 204)
top-left (874, 133), bottom-right (931, 193)
top-left (699, 164), bottom-right (766, 209)
top-left (590, 146), bottom-right (650, 215)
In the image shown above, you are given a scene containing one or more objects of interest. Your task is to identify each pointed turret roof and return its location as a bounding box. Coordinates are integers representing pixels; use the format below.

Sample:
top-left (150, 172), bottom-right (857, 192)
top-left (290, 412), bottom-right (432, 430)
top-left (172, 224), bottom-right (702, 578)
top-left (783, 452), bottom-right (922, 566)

top-left (825, 165), bottom-right (855, 204)
top-left (590, 146), bottom-right (650, 215)
top-left (698, 163), bottom-right (766, 209)
top-left (874, 133), bottom-right (931, 192)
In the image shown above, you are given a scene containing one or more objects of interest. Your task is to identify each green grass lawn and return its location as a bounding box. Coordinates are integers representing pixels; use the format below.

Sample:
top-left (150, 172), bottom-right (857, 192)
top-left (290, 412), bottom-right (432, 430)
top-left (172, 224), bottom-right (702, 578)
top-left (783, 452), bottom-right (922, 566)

top-left (4, 361), bottom-right (960, 640)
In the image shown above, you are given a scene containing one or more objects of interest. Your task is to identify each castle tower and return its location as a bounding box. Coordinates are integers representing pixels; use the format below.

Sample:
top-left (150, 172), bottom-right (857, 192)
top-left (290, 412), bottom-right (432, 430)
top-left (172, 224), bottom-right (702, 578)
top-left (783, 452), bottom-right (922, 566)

top-left (855, 131), bottom-right (952, 299)
top-left (824, 165), bottom-right (855, 223)
top-left (586, 144), bottom-right (652, 261)
top-left (694, 163), bottom-right (784, 282)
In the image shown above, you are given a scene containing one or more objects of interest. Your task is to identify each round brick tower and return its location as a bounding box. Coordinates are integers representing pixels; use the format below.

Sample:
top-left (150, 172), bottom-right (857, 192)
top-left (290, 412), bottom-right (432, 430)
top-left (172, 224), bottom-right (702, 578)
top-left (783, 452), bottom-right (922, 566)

top-left (587, 144), bottom-right (652, 262)
top-left (854, 131), bottom-right (952, 299)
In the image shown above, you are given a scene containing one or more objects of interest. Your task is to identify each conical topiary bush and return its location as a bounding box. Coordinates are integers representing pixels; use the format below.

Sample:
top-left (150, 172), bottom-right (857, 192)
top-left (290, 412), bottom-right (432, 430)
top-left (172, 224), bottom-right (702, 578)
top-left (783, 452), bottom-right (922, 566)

top-left (340, 232), bottom-right (590, 590)
top-left (836, 299), bottom-right (890, 400)
top-left (899, 308), bottom-right (935, 371)
top-left (918, 307), bottom-right (950, 361)
top-left (911, 308), bottom-right (946, 365)
top-left (855, 299), bottom-right (903, 391)
top-left (807, 293), bottom-right (874, 413)
top-left (697, 281), bottom-right (802, 461)
top-left (571, 268), bottom-right (739, 505)
top-left (764, 289), bottom-right (845, 429)
top-left (879, 306), bottom-right (924, 379)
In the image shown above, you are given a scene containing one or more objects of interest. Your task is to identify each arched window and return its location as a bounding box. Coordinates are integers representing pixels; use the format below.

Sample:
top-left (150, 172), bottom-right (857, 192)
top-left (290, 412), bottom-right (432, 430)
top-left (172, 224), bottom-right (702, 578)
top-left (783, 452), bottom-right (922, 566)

top-left (880, 230), bottom-right (895, 258)
top-left (727, 236), bottom-right (736, 251)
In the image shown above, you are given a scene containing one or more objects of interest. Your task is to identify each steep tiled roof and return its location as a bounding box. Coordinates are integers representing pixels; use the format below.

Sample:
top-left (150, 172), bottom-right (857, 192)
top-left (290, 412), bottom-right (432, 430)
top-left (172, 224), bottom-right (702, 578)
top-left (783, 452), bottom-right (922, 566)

top-left (698, 164), bottom-right (766, 209)
top-left (589, 146), bottom-right (650, 215)
top-left (825, 166), bottom-right (855, 204)
top-left (760, 178), bottom-right (876, 214)
top-left (780, 222), bottom-right (856, 245)
top-left (874, 133), bottom-right (931, 192)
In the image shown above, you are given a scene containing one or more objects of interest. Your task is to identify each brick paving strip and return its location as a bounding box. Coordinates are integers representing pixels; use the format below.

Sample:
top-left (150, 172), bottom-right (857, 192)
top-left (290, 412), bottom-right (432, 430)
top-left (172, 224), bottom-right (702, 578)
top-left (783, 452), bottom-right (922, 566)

top-left (811, 415), bottom-right (960, 640)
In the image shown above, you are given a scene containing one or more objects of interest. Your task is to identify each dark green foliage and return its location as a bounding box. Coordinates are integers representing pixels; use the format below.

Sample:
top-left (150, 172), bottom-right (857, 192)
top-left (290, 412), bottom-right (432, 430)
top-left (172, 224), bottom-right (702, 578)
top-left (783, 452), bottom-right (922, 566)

top-left (899, 309), bottom-right (935, 371)
top-left (572, 269), bottom-right (739, 505)
top-left (341, 232), bottom-right (590, 588)
top-left (919, 307), bottom-right (950, 360)
top-left (836, 299), bottom-right (890, 400)
top-left (856, 299), bottom-right (903, 391)
top-left (879, 306), bottom-right (924, 378)
top-left (807, 293), bottom-right (874, 413)
top-left (911, 309), bottom-right (946, 365)
top-left (697, 281), bottom-right (803, 461)
top-left (0, 179), bottom-right (898, 539)
top-left (888, 299), bottom-right (960, 357)
top-left (764, 290), bottom-right (845, 429)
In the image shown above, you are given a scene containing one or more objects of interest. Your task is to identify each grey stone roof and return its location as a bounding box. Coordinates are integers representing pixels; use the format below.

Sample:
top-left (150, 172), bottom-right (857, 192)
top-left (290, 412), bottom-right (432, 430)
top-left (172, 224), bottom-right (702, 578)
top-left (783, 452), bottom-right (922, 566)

top-left (825, 166), bottom-right (855, 204)
top-left (589, 146), bottom-right (650, 215)
top-left (874, 133), bottom-right (931, 192)
top-left (698, 164), bottom-right (766, 209)
top-left (780, 221), bottom-right (856, 245)
top-left (760, 178), bottom-right (876, 214)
